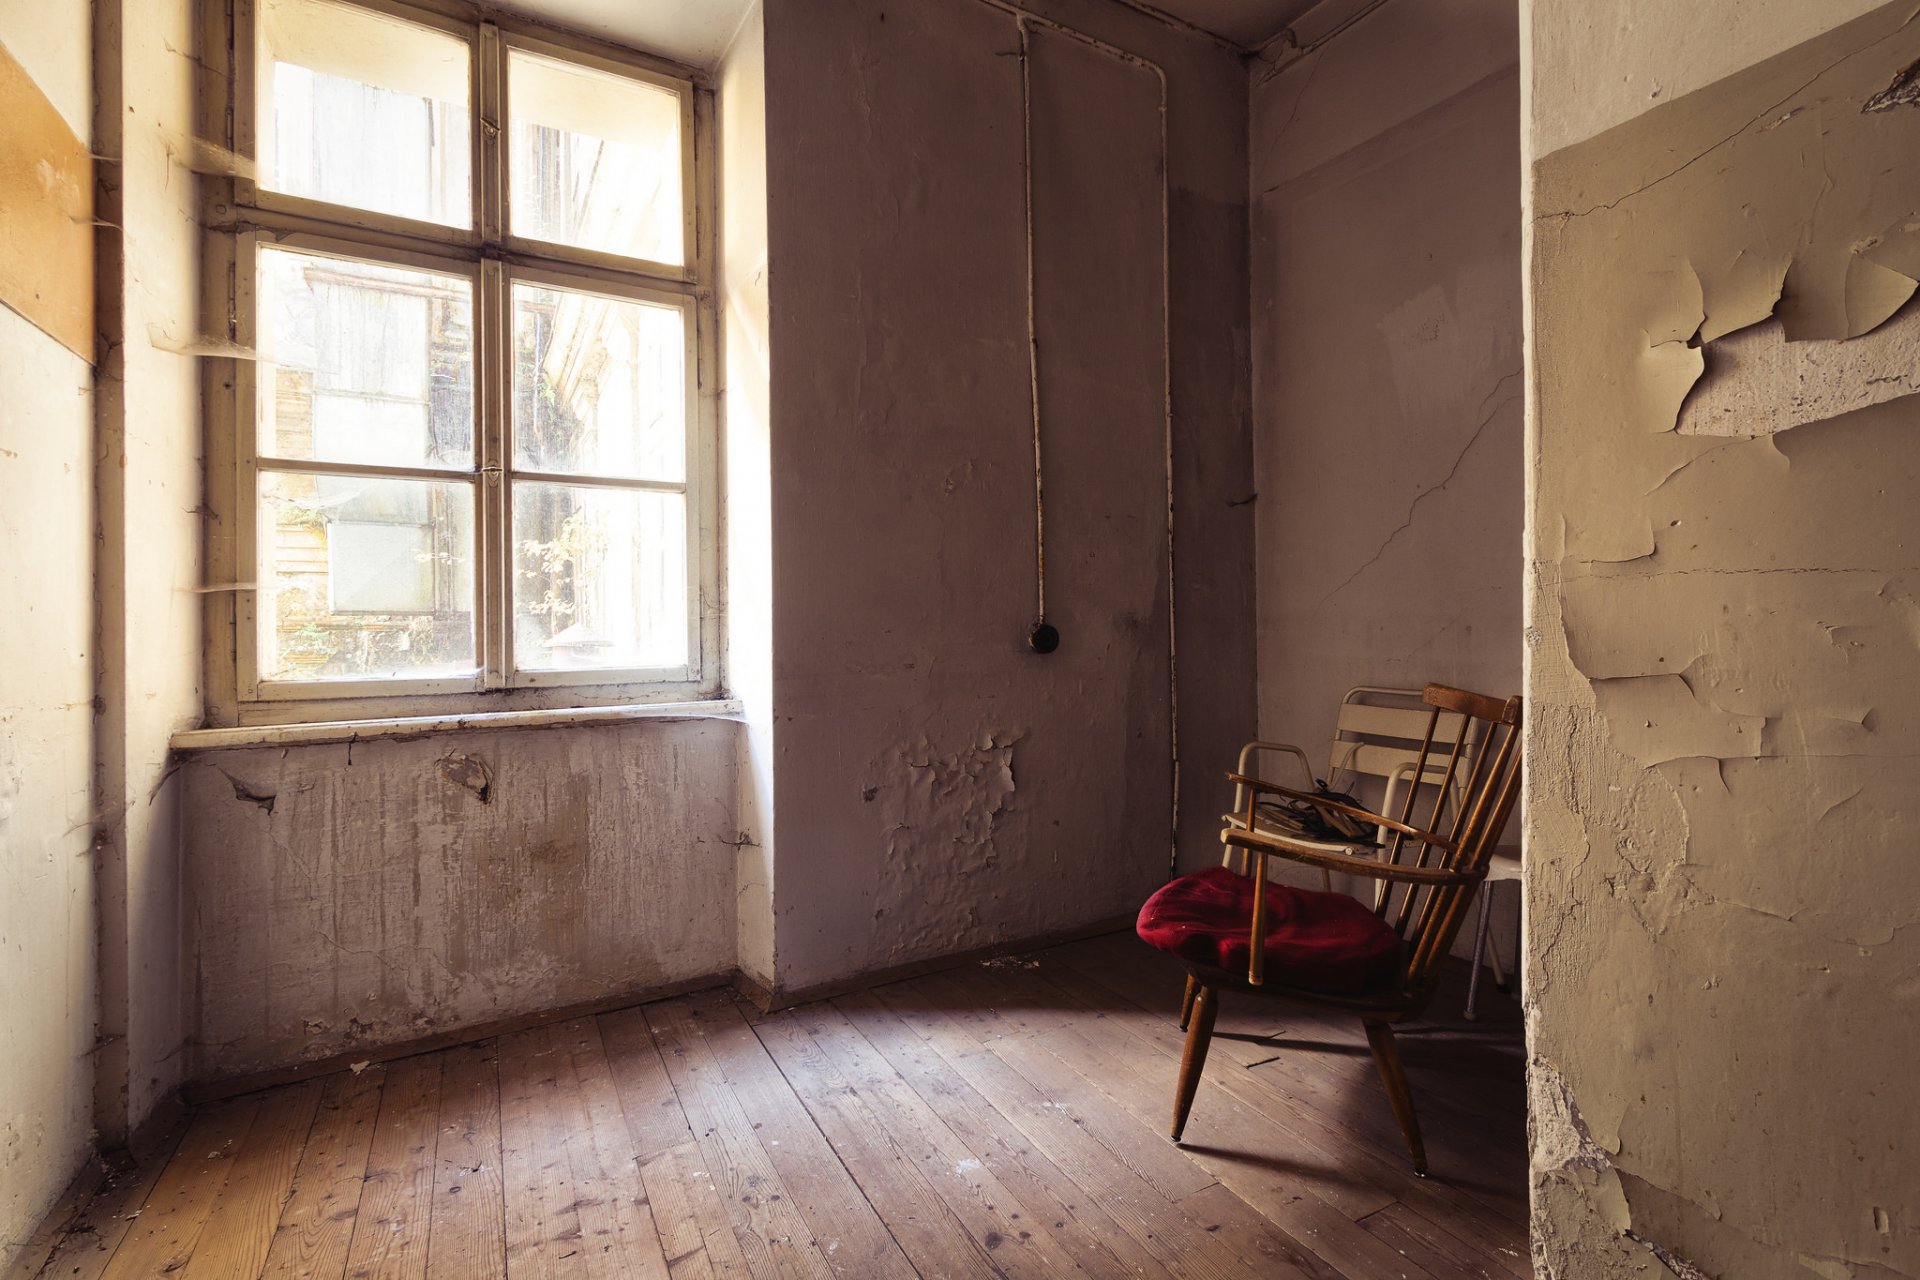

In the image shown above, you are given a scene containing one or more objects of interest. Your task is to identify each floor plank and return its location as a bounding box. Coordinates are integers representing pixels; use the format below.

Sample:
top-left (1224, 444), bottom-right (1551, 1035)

top-left (831, 990), bottom-right (1181, 1280)
top-left (770, 998), bottom-right (1144, 1280)
top-left (341, 1057), bottom-right (443, 1280)
top-left (183, 1081), bottom-right (324, 1279)
top-left (426, 1042), bottom-right (507, 1280)
top-left (873, 981), bottom-right (1296, 1280)
top-left (547, 1019), bottom-right (673, 1279)
top-left (34, 931), bottom-right (1530, 1280)
top-left (259, 1069), bottom-right (384, 1280)
top-left (28, 1118), bottom-right (189, 1280)
top-left (644, 998), bottom-right (843, 1280)
top-left (598, 1008), bottom-right (696, 1159)
top-left (97, 1098), bottom-right (262, 1279)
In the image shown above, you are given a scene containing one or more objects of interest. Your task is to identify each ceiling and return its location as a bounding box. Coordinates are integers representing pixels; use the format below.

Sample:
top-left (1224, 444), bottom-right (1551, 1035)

top-left (489, 0), bottom-right (1338, 69)
top-left (491, 0), bottom-right (755, 68)
top-left (1136, 0), bottom-right (1325, 50)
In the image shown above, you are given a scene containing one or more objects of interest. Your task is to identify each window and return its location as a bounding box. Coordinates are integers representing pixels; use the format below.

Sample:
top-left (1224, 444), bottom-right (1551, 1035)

top-left (205, 0), bottom-right (716, 722)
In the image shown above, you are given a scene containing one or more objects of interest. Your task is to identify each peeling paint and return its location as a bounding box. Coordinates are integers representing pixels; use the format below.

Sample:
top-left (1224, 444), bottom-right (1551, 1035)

top-left (1528, 4), bottom-right (1920, 1275)
top-left (435, 750), bottom-right (492, 804)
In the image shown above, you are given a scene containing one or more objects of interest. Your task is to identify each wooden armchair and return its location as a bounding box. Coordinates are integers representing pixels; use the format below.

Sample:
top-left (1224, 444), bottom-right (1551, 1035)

top-left (1135, 683), bottom-right (1522, 1175)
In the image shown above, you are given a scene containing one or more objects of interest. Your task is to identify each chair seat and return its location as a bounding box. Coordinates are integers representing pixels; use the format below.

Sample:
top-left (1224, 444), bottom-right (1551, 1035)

top-left (1136, 866), bottom-right (1403, 995)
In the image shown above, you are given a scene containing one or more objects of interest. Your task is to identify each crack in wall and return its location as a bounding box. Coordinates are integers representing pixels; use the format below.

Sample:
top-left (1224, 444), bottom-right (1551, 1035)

top-left (1319, 367), bottom-right (1522, 603)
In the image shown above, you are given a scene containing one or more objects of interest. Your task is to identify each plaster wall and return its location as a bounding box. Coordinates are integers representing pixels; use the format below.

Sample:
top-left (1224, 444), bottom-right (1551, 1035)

top-left (0, 8), bottom-right (94, 1263)
top-left (91, 0), bottom-right (206, 1142)
top-left (720, 3), bottom-right (776, 988)
top-left (1523, 3), bottom-right (1920, 1274)
top-left (1525, 0), bottom-right (1888, 158)
top-left (760, 0), bottom-right (1253, 993)
top-left (1249, 0), bottom-right (1523, 924)
top-left (178, 720), bottom-right (740, 1082)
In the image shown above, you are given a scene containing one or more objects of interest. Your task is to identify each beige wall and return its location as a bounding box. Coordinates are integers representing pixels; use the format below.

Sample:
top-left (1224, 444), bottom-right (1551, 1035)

top-left (760, 0), bottom-right (1253, 994)
top-left (1249, 0), bottom-right (1523, 926)
top-left (720, 2), bottom-right (776, 989)
top-left (1523, 2), bottom-right (1920, 1274)
top-left (91, 0), bottom-right (205, 1145)
top-left (1525, 0), bottom-right (1887, 158)
top-left (0, 6), bottom-right (94, 1265)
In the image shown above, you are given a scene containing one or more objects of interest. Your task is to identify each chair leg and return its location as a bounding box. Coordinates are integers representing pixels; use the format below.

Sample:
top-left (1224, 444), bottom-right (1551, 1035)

top-left (1170, 984), bottom-right (1218, 1142)
top-left (1178, 974), bottom-right (1198, 1031)
top-left (1465, 889), bottom-right (1492, 1020)
top-left (1487, 892), bottom-right (1511, 992)
top-left (1363, 1020), bottom-right (1428, 1176)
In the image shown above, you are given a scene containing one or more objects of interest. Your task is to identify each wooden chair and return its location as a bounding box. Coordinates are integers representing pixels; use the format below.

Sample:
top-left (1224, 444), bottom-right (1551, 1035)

top-left (1222, 686), bottom-right (1481, 892)
top-left (1137, 683), bottom-right (1522, 1175)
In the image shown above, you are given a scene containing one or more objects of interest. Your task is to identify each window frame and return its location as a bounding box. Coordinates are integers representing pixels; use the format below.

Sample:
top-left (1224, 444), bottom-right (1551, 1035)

top-left (202, 0), bottom-right (721, 726)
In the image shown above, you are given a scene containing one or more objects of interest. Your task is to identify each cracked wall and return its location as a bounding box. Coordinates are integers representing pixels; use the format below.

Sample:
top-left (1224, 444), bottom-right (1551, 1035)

top-left (1525, 3), bottom-right (1920, 1274)
top-left (178, 720), bottom-right (739, 1083)
top-left (760, 0), bottom-right (1253, 992)
top-left (1249, 0), bottom-right (1523, 933)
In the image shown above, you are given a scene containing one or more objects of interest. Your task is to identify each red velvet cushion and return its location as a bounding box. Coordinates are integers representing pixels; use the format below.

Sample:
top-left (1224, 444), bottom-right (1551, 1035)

top-left (1135, 866), bottom-right (1403, 994)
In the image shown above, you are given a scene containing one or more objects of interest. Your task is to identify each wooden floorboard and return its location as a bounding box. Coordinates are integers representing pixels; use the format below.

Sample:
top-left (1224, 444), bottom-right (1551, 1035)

top-left (31, 933), bottom-right (1530, 1280)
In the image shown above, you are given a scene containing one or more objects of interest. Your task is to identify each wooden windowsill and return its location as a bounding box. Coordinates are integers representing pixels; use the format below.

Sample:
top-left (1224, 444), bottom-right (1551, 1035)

top-left (170, 699), bottom-right (745, 753)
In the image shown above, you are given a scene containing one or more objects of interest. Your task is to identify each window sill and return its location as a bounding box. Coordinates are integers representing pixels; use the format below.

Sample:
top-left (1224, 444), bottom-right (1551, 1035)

top-left (170, 699), bottom-right (745, 753)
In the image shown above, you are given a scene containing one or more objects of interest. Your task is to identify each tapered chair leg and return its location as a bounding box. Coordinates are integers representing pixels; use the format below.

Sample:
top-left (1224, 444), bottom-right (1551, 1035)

top-left (1170, 984), bottom-right (1218, 1142)
top-left (1178, 974), bottom-right (1198, 1031)
top-left (1363, 1020), bottom-right (1428, 1176)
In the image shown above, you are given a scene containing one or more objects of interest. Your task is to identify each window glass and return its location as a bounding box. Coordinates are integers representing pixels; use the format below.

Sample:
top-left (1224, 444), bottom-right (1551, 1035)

top-left (257, 473), bottom-right (475, 680)
top-left (512, 483), bottom-right (687, 671)
top-left (509, 49), bottom-right (683, 264)
top-left (257, 249), bottom-right (475, 470)
top-left (512, 281), bottom-right (686, 482)
top-left (259, 0), bottom-right (471, 227)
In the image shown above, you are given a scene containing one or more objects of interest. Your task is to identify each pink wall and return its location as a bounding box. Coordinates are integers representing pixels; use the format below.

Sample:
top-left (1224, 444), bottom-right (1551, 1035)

top-left (761, 0), bottom-right (1255, 993)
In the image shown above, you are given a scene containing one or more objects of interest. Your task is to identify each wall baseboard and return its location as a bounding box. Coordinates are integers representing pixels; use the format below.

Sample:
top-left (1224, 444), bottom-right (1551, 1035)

top-left (180, 971), bottom-right (735, 1105)
top-left (733, 917), bottom-right (1140, 1013)
top-left (0, 1153), bottom-right (107, 1280)
top-left (183, 919), bottom-right (1142, 1100)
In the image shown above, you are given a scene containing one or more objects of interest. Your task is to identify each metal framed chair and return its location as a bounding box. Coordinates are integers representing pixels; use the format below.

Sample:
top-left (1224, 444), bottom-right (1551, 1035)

top-left (1222, 686), bottom-right (1480, 891)
top-left (1137, 683), bottom-right (1523, 1175)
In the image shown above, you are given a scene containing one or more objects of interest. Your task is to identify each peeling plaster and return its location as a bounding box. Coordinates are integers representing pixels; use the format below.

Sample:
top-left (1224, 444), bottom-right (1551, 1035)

top-left (1527, 4), bottom-right (1920, 1274)
top-left (435, 750), bottom-right (493, 804)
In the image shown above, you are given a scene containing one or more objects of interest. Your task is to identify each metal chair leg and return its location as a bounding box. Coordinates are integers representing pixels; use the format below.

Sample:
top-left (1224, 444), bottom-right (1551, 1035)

top-left (1170, 984), bottom-right (1217, 1142)
top-left (1465, 887), bottom-right (1492, 1020)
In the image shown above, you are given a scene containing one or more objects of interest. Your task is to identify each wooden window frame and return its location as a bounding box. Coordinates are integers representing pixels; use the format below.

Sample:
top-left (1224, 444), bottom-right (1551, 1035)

top-left (201, 0), bottom-right (721, 726)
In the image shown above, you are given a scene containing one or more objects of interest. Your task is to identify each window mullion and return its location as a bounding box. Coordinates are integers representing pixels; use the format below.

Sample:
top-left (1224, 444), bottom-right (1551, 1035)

top-left (476, 19), bottom-right (505, 244)
top-left (479, 257), bottom-right (511, 690)
top-left (476, 19), bottom-right (509, 691)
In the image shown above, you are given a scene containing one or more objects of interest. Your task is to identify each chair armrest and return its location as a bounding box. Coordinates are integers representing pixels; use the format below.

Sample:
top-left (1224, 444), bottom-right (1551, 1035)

top-left (1224, 773), bottom-right (1459, 855)
top-left (1221, 825), bottom-right (1479, 886)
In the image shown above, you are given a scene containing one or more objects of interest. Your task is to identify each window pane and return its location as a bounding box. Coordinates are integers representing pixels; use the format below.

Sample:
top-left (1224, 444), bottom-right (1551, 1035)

top-left (258, 249), bottom-right (475, 469)
top-left (513, 483), bottom-right (686, 671)
top-left (259, 0), bottom-right (471, 227)
top-left (257, 472), bottom-right (475, 681)
top-left (512, 282), bottom-right (686, 481)
top-left (509, 50), bottom-right (683, 264)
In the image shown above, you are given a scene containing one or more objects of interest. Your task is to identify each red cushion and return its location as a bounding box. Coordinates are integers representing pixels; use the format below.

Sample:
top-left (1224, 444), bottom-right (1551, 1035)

top-left (1135, 866), bottom-right (1403, 994)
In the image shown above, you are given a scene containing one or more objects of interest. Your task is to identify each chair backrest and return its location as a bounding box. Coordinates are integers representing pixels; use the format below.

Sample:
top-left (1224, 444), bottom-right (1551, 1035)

top-left (1324, 686), bottom-right (1479, 824)
top-left (1376, 683), bottom-right (1523, 1000)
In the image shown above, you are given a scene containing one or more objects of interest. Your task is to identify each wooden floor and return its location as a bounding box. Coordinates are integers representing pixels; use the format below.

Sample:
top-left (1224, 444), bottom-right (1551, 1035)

top-left (28, 932), bottom-right (1530, 1280)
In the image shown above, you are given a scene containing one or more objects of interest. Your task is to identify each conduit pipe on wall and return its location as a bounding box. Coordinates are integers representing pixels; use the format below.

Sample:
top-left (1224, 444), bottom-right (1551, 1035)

top-left (976, 0), bottom-right (1180, 870)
